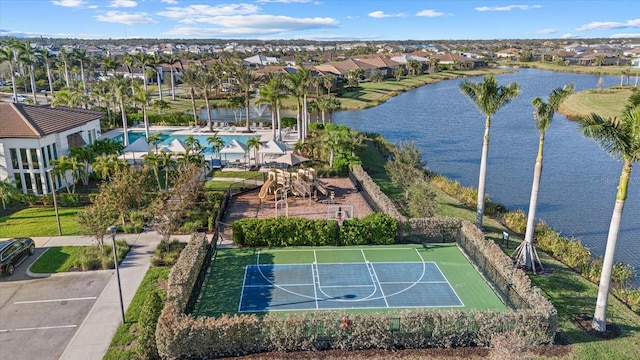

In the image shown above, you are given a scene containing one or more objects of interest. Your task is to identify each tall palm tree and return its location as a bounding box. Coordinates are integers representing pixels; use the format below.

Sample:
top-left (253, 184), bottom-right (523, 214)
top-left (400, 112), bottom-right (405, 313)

top-left (207, 133), bottom-right (225, 159)
top-left (135, 52), bottom-right (155, 92)
top-left (38, 47), bottom-right (57, 95)
top-left (16, 40), bottom-right (38, 103)
top-left (110, 75), bottom-right (133, 146)
top-left (579, 103), bottom-right (640, 332)
top-left (193, 66), bottom-right (216, 131)
top-left (231, 62), bottom-right (259, 132)
top-left (159, 152), bottom-right (176, 190)
top-left (103, 57), bottom-right (120, 77)
top-left (180, 67), bottom-right (201, 127)
top-left (285, 66), bottom-right (311, 142)
top-left (0, 41), bottom-right (19, 102)
top-left (72, 49), bottom-right (89, 93)
top-left (143, 152), bottom-right (163, 190)
top-left (323, 74), bottom-right (335, 96)
top-left (58, 49), bottom-right (72, 88)
top-left (514, 84), bottom-right (574, 273)
top-left (133, 82), bottom-right (153, 140)
top-left (257, 73), bottom-right (287, 140)
top-left (460, 74), bottom-right (521, 229)
top-left (147, 132), bottom-right (163, 154)
top-left (246, 136), bottom-right (261, 166)
top-left (51, 87), bottom-right (83, 108)
top-left (184, 135), bottom-right (202, 157)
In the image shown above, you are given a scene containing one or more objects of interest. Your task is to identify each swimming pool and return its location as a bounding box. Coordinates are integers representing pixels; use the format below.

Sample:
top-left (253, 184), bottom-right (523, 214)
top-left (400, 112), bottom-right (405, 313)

top-left (113, 130), bottom-right (254, 147)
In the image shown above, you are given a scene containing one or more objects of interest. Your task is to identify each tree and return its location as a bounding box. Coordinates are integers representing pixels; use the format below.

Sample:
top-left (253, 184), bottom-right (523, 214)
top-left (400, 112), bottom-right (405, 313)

top-left (51, 155), bottom-right (83, 194)
top-left (76, 197), bottom-right (118, 254)
top-left (134, 52), bottom-right (155, 93)
top-left (207, 133), bottom-right (225, 159)
top-left (459, 74), bottom-right (521, 229)
top-left (110, 75), bottom-right (133, 146)
top-left (246, 136), bottom-right (261, 166)
top-left (180, 67), bottom-right (200, 127)
top-left (257, 73), bottom-right (287, 140)
top-left (514, 84), bottom-right (574, 273)
top-left (393, 66), bottom-right (405, 81)
top-left (72, 49), bottom-right (89, 93)
top-left (38, 47), bottom-right (57, 95)
top-left (317, 95), bottom-right (341, 124)
top-left (193, 66), bottom-right (216, 131)
top-left (16, 40), bottom-right (38, 103)
top-left (143, 152), bottom-right (163, 190)
top-left (147, 132), bottom-right (163, 154)
top-left (58, 49), bottom-right (72, 88)
top-left (159, 152), bottom-right (176, 190)
top-left (133, 82), bottom-right (153, 140)
top-left (0, 40), bottom-right (19, 102)
top-left (285, 66), bottom-right (312, 142)
top-left (0, 178), bottom-right (21, 210)
top-left (231, 62), bottom-right (260, 132)
top-left (69, 146), bottom-right (95, 186)
top-left (385, 141), bottom-right (426, 200)
top-left (579, 103), bottom-right (640, 332)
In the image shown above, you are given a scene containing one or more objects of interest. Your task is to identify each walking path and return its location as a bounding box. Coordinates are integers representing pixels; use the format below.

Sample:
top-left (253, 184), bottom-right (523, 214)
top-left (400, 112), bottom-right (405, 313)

top-left (29, 231), bottom-right (191, 360)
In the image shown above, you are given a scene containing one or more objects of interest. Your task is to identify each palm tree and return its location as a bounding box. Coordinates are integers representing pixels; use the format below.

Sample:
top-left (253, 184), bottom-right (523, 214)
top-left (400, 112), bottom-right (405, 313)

top-left (246, 136), bottom-right (261, 166)
top-left (51, 87), bottom-right (83, 108)
top-left (207, 133), bottom-right (225, 159)
top-left (257, 73), bottom-right (287, 140)
top-left (321, 128), bottom-right (344, 167)
top-left (579, 103), bottom-right (640, 332)
top-left (514, 84), bottom-right (574, 273)
top-left (285, 66), bottom-right (311, 142)
top-left (159, 152), bottom-right (176, 190)
top-left (16, 40), bottom-right (38, 103)
top-left (93, 154), bottom-right (117, 181)
top-left (51, 155), bottom-right (83, 194)
top-left (135, 52), bottom-right (155, 93)
top-left (231, 62), bottom-right (259, 132)
top-left (143, 152), bottom-right (163, 190)
top-left (317, 95), bottom-right (341, 124)
top-left (0, 178), bottom-right (21, 210)
top-left (103, 57), bottom-right (120, 77)
top-left (0, 41), bottom-right (19, 102)
top-left (72, 49), bottom-right (89, 93)
top-left (193, 66), bottom-right (216, 131)
top-left (38, 48), bottom-right (57, 95)
top-left (58, 49), bottom-right (72, 88)
top-left (110, 75), bottom-right (133, 146)
top-left (180, 67), bottom-right (200, 127)
top-left (147, 132), bottom-right (163, 154)
top-left (323, 74), bottom-right (335, 96)
top-left (184, 135), bottom-right (202, 157)
top-left (133, 82), bottom-right (153, 140)
top-left (460, 75), bottom-right (521, 229)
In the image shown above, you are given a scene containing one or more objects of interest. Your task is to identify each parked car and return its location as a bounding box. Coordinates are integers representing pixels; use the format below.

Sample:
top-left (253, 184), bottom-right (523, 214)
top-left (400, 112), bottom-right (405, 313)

top-left (0, 238), bottom-right (35, 276)
top-left (11, 94), bottom-right (27, 102)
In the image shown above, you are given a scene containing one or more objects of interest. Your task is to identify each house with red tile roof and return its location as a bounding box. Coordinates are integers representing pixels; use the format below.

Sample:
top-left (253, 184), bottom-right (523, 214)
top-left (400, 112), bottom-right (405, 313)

top-left (0, 103), bottom-right (102, 195)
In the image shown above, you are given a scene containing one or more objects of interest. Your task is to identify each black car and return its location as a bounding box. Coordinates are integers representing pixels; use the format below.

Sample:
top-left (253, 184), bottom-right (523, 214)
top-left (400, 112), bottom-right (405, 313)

top-left (0, 238), bottom-right (36, 276)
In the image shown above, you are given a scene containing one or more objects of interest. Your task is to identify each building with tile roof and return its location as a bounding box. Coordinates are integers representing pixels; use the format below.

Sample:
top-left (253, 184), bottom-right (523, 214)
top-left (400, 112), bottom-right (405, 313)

top-left (0, 103), bottom-right (102, 195)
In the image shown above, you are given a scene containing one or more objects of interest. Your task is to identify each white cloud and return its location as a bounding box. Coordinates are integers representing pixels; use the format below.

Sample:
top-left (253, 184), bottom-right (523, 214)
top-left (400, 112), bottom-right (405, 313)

top-left (160, 0), bottom-right (178, 3)
top-left (95, 11), bottom-right (157, 24)
top-left (416, 9), bottom-right (444, 17)
top-left (535, 28), bottom-right (557, 35)
top-left (576, 18), bottom-right (640, 31)
top-left (475, 4), bottom-right (542, 12)
top-left (157, 4), bottom-right (259, 19)
top-left (256, 0), bottom-right (313, 3)
top-left (368, 11), bottom-right (406, 19)
top-left (610, 33), bottom-right (640, 38)
top-left (51, 0), bottom-right (86, 7)
top-left (109, 0), bottom-right (137, 8)
top-left (560, 33), bottom-right (578, 39)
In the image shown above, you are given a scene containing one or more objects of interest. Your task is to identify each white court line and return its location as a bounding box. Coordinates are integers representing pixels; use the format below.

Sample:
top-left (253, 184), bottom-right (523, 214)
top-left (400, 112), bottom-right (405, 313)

top-left (14, 296), bottom-right (97, 304)
top-left (238, 266), bottom-right (249, 313)
top-left (432, 262), bottom-right (465, 307)
top-left (0, 324), bottom-right (77, 333)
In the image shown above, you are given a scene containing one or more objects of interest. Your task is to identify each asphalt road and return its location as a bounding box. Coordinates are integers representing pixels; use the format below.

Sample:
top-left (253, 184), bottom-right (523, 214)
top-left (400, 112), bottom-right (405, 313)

top-left (0, 251), bottom-right (111, 360)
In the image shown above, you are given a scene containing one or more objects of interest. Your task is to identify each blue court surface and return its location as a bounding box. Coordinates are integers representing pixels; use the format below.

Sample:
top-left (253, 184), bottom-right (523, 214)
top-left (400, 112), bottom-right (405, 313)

top-left (238, 261), bottom-right (464, 312)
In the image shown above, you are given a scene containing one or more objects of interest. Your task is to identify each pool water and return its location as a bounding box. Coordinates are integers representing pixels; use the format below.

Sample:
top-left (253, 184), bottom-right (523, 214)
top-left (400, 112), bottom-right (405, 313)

top-left (113, 130), bottom-right (254, 148)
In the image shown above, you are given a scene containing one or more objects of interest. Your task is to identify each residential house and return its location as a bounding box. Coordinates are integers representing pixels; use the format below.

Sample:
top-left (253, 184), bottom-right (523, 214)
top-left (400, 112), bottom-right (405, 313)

top-left (0, 104), bottom-right (102, 195)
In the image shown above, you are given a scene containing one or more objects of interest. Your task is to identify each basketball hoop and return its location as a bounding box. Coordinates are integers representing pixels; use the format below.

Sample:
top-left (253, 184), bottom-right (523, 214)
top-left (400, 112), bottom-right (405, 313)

top-left (336, 208), bottom-right (344, 227)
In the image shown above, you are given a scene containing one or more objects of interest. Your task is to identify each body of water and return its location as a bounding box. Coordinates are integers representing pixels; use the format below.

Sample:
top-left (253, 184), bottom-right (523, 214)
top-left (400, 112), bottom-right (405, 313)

top-left (333, 68), bottom-right (639, 283)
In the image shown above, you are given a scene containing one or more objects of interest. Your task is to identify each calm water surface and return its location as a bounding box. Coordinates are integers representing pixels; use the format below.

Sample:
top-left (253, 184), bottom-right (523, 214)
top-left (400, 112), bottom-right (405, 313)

top-left (333, 68), bottom-right (639, 283)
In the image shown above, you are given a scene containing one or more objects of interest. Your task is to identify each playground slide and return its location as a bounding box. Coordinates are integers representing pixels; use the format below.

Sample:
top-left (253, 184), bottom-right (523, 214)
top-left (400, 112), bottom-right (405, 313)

top-left (292, 180), bottom-right (312, 197)
top-left (258, 179), bottom-right (274, 199)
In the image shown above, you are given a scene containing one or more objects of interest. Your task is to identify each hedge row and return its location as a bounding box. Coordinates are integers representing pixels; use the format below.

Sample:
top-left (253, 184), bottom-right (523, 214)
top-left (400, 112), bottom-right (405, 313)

top-left (231, 212), bottom-right (397, 247)
top-left (350, 165), bottom-right (406, 221)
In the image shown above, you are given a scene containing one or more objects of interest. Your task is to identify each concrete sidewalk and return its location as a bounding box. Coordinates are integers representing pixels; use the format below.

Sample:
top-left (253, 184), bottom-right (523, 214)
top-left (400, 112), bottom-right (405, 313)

top-left (30, 231), bottom-right (191, 360)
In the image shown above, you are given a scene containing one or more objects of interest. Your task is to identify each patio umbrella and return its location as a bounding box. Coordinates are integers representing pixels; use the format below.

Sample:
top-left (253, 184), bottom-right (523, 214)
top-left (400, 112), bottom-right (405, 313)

top-left (220, 139), bottom-right (248, 166)
top-left (258, 140), bottom-right (287, 164)
top-left (273, 152), bottom-right (310, 167)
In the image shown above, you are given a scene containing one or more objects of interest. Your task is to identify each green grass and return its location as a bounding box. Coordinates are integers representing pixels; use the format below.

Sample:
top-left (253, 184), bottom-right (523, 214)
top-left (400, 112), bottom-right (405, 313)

top-left (560, 87), bottom-right (634, 120)
top-left (104, 267), bottom-right (170, 360)
top-left (508, 60), bottom-right (640, 77)
top-left (195, 244), bottom-right (506, 318)
top-left (30, 241), bottom-right (130, 273)
top-left (209, 170), bottom-right (262, 179)
top-left (0, 206), bottom-right (85, 237)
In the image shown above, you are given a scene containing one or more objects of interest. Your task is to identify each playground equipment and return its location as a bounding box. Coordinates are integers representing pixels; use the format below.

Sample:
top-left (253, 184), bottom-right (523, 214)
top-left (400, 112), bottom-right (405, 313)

top-left (258, 179), bottom-right (274, 199)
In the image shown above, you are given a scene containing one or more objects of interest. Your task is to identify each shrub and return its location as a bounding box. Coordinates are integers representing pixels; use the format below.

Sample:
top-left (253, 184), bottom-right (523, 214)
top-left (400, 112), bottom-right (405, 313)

top-left (179, 219), bottom-right (204, 233)
top-left (41, 194), bottom-right (53, 206)
top-left (136, 291), bottom-right (163, 360)
top-left (60, 193), bottom-right (79, 206)
top-left (503, 210), bottom-right (527, 234)
top-left (152, 239), bottom-right (187, 267)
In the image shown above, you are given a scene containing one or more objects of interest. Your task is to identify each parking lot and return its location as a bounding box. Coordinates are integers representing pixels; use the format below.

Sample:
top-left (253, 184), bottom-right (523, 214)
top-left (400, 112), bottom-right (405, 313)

top-left (0, 269), bottom-right (110, 360)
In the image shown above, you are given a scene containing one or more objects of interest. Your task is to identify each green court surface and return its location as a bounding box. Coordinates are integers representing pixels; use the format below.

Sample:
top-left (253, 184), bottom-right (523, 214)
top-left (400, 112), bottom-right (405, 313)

top-left (195, 244), bottom-right (507, 318)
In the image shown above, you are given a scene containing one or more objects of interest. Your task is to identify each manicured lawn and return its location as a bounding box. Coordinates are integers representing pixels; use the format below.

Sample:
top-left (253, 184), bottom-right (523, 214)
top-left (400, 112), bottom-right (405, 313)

top-left (560, 87), bottom-right (634, 120)
top-left (0, 206), bottom-right (85, 237)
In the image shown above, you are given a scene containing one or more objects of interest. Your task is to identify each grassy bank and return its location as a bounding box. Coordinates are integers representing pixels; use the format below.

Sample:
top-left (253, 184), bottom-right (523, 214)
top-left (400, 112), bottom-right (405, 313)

top-left (506, 60), bottom-right (640, 77)
top-left (559, 87), bottom-right (635, 120)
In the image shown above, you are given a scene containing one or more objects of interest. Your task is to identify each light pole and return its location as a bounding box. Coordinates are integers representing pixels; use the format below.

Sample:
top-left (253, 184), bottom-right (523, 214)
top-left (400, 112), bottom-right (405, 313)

top-left (108, 225), bottom-right (125, 324)
top-left (46, 169), bottom-right (62, 236)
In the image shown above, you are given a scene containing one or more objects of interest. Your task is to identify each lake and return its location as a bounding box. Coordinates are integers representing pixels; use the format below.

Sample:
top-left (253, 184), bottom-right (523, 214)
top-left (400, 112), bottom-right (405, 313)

top-left (333, 68), bottom-right (639, 284)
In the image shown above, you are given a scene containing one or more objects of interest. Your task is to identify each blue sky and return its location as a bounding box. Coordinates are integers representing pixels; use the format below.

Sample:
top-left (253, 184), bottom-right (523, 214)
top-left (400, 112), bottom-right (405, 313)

top-left (0, 0), bottom-right (638, 40)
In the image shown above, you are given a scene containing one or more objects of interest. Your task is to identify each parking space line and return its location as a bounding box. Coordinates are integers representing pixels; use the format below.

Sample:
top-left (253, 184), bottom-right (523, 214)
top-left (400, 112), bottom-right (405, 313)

top-left (0, 324), bottom-right (77, 333)
top-left (14, 296), bottom-right (97, 304)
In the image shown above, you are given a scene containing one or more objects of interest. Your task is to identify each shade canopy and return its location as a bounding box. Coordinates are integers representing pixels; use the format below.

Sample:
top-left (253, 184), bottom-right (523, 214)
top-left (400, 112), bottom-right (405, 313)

top-left (220, 139), bottom-right (248, 154)
top-left (273, 152), bottom-right (310, 166)
top-left (123, 137), bottom-right (152, 153)
top-left (258, 140), bottom-right (286, 155)
top-left (164, 138), bottom-right (187, 153)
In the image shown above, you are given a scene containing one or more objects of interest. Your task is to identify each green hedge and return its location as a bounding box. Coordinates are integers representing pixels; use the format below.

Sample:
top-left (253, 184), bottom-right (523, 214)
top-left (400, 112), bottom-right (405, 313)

top-left (231, 213), bottom-right (397, 247)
